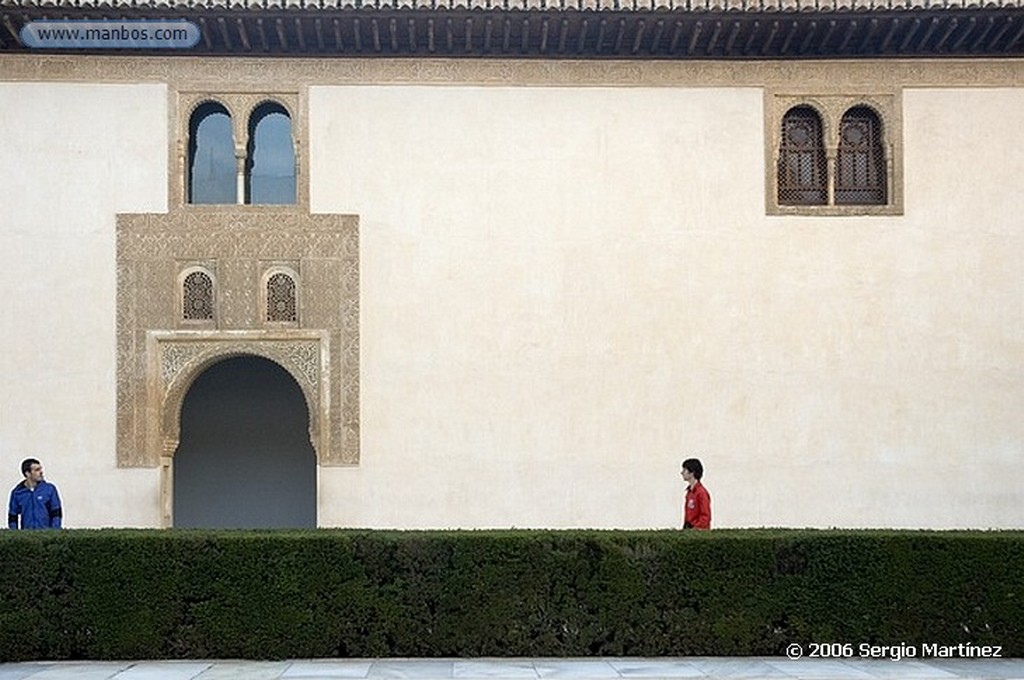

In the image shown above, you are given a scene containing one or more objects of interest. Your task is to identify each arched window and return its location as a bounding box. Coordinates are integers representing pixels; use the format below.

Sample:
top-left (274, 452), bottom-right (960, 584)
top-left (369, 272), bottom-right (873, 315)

top-left (265, 271), bottom-right (298, 324)
top-left (836, 106), bottom-right (887, 206)
top-left (181, 269), bottom-right (215, 322)
top-left (246, 102), bottom-right (296, 205)
top-left (778, 106), bottom-right (827, 206)
top-left (188, 102), bottom-right (236, 205)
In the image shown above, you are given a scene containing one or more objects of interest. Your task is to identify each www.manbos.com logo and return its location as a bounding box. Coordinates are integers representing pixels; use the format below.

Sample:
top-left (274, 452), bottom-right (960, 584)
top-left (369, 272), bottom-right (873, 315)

top-left (20, 20), bottom-right (201, 49)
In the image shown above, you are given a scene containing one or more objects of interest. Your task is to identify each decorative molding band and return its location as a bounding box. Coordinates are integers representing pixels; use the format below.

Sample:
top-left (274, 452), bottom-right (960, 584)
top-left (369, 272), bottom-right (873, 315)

top-left (1, 55), bottom-right (1023, 89)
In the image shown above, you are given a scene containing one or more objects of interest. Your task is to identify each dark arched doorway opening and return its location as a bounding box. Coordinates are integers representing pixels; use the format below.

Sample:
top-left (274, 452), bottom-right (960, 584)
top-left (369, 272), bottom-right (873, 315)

top-left (174, 355), bottom-right (316, 528)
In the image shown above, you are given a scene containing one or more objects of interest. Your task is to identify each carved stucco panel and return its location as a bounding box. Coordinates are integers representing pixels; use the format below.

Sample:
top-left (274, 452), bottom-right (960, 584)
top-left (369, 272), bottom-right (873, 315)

top-left (302, 260), bottom-right (342, 331)
top-left (160, 342), bottom-right (196, 386)
top-left (221, 258), bottom-right (258, 328)
top-left (116, 210), bottom-right (359, 468)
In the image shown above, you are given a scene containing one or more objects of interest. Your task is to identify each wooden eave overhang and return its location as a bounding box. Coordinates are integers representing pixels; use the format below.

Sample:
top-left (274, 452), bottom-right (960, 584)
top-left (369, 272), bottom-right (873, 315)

top-left (1, 0), bottom-right (1022, 57)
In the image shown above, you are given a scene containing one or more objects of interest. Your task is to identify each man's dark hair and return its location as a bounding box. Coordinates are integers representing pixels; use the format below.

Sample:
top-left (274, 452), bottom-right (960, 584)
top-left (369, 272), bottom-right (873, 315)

top-left (682, 458), bottom-right (704, 480)
top-left (21, 458), bottom-right (40, 476)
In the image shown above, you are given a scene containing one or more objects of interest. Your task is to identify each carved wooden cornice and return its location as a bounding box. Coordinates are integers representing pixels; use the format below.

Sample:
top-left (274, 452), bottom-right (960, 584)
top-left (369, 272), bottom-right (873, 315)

top-left (2, 0), bottom-right (1022, 57)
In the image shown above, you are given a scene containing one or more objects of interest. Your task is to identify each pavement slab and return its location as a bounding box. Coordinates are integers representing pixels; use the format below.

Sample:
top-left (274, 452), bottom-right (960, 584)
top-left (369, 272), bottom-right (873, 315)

top-left (1, 657), bottom-right (1023, 680)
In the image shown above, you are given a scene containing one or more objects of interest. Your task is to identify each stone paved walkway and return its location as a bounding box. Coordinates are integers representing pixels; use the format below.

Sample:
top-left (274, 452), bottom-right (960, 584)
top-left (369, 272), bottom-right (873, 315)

top-left (1, 657), bottom-right (1022, 680)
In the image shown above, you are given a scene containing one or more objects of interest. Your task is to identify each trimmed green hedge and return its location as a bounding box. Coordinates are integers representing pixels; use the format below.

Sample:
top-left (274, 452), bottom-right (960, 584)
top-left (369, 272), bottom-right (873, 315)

top-left (0, 530), bottom-right (1021, 660)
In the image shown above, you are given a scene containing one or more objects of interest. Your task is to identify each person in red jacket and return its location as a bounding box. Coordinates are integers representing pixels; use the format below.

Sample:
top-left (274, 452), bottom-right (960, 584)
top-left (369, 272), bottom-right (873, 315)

top-left (680, 458), bottom-right (711, 530)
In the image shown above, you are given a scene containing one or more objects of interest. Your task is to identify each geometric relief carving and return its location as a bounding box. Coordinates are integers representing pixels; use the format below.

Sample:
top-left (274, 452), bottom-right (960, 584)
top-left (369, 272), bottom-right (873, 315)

top-left (117, 209), bottom-right (360, 468)
top-left (6, 55), bottom-right (1024, 93)
top-left (161, 342), bottom-right (196, 385)
top-left (158, 337), bottom-right (320, 393)
top-left (150, 331), bottom-right (329, 466)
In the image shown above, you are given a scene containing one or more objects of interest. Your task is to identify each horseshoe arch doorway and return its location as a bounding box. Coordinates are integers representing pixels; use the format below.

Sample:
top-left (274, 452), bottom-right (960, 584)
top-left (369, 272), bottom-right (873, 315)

top-left (172, 354), bottom-right (317, 528)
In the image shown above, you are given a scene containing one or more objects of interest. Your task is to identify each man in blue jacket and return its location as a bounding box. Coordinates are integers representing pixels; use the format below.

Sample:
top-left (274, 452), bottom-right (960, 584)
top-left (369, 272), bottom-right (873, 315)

top-left (8, 458), bottom-right (62, 530)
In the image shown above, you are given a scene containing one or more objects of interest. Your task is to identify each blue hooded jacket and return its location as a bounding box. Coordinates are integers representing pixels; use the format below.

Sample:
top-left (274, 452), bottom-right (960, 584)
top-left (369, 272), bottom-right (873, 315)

top-left (8, 480), bottom-right (62, 529)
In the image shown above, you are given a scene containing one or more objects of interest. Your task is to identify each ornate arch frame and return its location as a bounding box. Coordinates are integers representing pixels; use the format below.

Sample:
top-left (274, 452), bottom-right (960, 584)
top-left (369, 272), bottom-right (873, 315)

top-left (149, 330), bottom-right (330, 527)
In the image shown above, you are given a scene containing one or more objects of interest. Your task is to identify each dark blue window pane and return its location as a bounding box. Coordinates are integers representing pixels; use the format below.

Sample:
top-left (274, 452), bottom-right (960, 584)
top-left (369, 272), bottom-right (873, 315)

top-left (247, 105), bottom-right (296, 205)
top-left (189, 104), bottom-right (236, 204)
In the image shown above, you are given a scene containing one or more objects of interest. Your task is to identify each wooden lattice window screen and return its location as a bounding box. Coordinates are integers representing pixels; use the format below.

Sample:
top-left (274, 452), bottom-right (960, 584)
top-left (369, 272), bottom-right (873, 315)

top-left (266, 272), bottom-right (298, 323)
top-left (182, 270), bottom-right (214, 321)
top-left (836, 107), bottom-right (887, 206)
top-left (778, 106), bottom-right (827, 206)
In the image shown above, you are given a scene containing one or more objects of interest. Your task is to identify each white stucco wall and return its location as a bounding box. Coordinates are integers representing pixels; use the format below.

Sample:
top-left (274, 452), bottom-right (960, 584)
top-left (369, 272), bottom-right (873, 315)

top-left (310, 85), bottom-right (1023, 529)
top-left (1, 77), bottom-right (1020, 530)
top-left (0, 83), bottom-right (168, 527)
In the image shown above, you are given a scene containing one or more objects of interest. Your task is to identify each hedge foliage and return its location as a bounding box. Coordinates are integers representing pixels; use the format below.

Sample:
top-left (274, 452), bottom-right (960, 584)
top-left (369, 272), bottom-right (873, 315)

top-left (0, 530), bottom-right (1021, 661)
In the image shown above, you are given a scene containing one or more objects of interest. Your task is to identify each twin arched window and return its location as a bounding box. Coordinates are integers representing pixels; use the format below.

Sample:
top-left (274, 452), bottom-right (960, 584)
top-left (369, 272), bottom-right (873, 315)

top-left (188, 100), bottom-right (296, 205)
top-left (178, 266), bottom-right (299, 325)
top-left (778, 105), bottom-right (887, 207)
